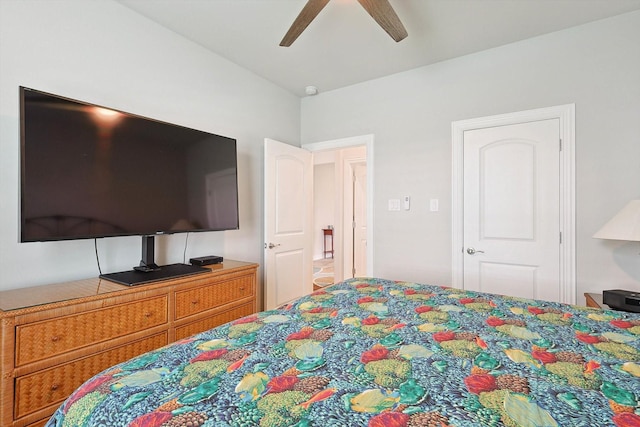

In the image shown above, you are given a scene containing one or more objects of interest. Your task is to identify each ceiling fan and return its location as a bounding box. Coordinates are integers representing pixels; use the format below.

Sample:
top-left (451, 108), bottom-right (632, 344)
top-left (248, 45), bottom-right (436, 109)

top-left (280, 0), bottom-right (408, 47)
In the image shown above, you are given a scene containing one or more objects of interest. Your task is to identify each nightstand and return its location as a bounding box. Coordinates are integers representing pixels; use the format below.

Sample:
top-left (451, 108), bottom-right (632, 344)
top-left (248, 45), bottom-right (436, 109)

top-left (584, 293), bottom-right (610, 309)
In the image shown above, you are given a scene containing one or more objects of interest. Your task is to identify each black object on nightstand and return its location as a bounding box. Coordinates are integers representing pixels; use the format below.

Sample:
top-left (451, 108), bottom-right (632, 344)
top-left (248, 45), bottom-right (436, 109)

top-left (602, 289), bottom-right (640, 313)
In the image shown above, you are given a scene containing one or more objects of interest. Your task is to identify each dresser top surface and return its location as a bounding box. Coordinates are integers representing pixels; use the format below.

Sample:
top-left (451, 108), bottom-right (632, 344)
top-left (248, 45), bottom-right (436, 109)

top-left (0, 260), bottom-right (257, 313)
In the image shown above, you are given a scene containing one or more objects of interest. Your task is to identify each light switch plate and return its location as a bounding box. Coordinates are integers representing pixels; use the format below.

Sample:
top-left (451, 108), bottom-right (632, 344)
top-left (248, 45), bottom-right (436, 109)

top-left (403, 196), bottom-right (411, 210)
top-left (388, 199), bottom-right (401, 211)
top-left (430, 199), bottom-right (439, 212)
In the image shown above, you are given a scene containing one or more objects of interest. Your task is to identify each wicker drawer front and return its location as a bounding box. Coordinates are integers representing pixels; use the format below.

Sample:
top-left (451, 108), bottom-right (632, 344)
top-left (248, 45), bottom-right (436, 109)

top-left (14, 332), bottom-right (168, 420)
top-left (16, 296), bottom-right (168, 366)
top-left (175, 276), bottom-right (254, 319)
top-left (175, 301), bottom-right (255, 340)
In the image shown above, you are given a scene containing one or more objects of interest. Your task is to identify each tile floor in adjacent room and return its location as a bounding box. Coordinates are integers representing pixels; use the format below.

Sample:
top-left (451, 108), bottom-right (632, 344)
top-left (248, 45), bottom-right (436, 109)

top-left (313, 257), bottom-right (334, 289)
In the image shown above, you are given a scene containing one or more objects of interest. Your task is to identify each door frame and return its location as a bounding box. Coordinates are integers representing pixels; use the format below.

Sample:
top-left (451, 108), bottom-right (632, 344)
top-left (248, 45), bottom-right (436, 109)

top-left (343, 159), bottom-right (367, 279)
top-left (451, 105), bottom-right (576, 304)
top-left (303, 134), bottom-right (375, 279)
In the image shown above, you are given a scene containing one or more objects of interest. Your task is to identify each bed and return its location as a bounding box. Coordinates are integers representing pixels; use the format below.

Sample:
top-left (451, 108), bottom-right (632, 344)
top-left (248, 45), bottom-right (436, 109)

top-left (46, 278), bottom-right (640, 427)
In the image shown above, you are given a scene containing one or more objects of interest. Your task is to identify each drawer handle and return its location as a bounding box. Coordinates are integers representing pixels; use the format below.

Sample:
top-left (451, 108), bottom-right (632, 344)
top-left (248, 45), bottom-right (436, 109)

top-left (239, 287), bottom-right (245, 291)
top-left (144, 312), bottom-right (153, 318)
top-left (51, 383), bottom-right (60, 391)
top-left (191, 299), bottom-right (199, 305)
top-left (51, 336), bottom-right (60, 342)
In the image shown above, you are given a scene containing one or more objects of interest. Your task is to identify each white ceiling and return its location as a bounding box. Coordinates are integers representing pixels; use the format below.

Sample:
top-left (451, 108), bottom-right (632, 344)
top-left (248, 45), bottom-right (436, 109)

top-left (117, 0), bottom-right (640, 97)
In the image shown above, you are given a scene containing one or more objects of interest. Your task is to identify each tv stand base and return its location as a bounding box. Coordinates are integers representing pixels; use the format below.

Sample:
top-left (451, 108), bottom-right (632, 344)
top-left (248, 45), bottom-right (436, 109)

top-left (101, 263), bottom-right (208, 286)
top-left (134, 263), bottom-right (160, 273)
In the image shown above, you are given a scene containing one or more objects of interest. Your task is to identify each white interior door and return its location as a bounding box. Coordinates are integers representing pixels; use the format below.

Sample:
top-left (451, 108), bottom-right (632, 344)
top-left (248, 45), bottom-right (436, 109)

top-left (264, 139), bottom-right (313, 310)
top-left (353, 163), bottom-right (367, 277)
top-left (463, 119), bottom-right (561, 302)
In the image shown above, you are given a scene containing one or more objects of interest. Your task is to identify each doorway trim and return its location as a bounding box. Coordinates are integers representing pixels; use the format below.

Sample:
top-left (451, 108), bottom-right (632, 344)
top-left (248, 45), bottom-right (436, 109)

top-left (343, 159), bottom-right (367, 279)
top-left (303, 134), bottom-right (374, 278)
top-left (451, 105), bottom-right (576, 304)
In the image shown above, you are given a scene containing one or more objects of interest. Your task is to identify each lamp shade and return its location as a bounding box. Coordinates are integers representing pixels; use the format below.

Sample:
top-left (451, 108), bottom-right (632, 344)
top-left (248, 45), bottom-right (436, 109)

top-left (593, 200), bottom-right (640, 241)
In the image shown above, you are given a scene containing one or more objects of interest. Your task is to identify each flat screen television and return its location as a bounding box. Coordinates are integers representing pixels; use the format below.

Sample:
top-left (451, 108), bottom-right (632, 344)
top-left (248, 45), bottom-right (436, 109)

top-left (20, 86), bottom-right (239, 285)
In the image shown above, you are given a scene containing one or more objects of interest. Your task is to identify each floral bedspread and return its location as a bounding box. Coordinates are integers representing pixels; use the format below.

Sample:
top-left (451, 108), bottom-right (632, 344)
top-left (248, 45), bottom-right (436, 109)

top-left (47, 278), bottom-right (640, 427)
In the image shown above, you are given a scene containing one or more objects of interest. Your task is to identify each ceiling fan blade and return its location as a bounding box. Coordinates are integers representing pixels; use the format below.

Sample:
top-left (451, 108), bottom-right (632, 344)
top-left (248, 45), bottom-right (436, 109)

top-left (357, 0), bottom-right (408, 42)
top-left (280, 0), bottom-right (331, 47)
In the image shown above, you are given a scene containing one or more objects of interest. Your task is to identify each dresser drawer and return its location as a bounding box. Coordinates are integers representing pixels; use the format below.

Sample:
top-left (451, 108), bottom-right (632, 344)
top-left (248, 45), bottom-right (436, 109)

top-left (14, 332), bottom-right (168, 420)
top-left (16, 296), bottom-right (168, 366)
top-left (175, 276), bottom-right (254, 319)
top-left (175, 301), bottom-right (256, 340)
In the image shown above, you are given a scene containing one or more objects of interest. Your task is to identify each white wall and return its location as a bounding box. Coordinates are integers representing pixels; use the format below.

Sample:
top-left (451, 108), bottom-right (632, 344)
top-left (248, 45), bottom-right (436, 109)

top-left (301, 11), bottom-right (640, 302)
top-left (0, 0), bottom-right (300, 296)
top-left (3, 2), bottom-right (638, 307)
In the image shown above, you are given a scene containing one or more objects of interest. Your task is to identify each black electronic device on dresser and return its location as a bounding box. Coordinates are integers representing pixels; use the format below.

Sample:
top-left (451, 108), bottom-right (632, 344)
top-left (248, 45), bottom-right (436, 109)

top-left (603, 289), bottom-right (640, 313)
top-left (190, 255), bottom-right (223, 266)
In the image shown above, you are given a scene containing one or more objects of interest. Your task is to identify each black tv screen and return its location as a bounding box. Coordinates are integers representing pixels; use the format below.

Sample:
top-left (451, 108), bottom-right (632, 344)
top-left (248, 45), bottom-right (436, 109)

top-left (20, 86), bottom-right (239, 243)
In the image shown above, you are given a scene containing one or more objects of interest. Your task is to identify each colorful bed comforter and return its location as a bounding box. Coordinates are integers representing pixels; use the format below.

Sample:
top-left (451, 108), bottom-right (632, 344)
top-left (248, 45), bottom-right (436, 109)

top-left (47, 278), bottom-right (640, 427)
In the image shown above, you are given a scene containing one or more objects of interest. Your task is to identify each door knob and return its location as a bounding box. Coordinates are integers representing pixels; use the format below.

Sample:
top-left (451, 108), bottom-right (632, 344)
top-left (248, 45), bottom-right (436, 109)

top-left (267, 243), bottom-right (281, 249)
top-left (466, 247), bottom-right (485, 255)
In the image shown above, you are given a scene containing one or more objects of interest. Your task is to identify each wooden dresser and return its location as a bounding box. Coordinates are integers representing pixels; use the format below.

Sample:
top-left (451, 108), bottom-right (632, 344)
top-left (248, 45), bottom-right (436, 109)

top-left (0, 260), bottom-right (258, 427)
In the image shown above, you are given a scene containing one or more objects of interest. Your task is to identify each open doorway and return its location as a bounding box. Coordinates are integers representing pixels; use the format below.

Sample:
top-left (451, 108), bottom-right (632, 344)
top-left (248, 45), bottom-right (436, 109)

top-left (312, 159), bottom-right (336, 289)
top-left (303, 136), bottom-right (372, 290)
